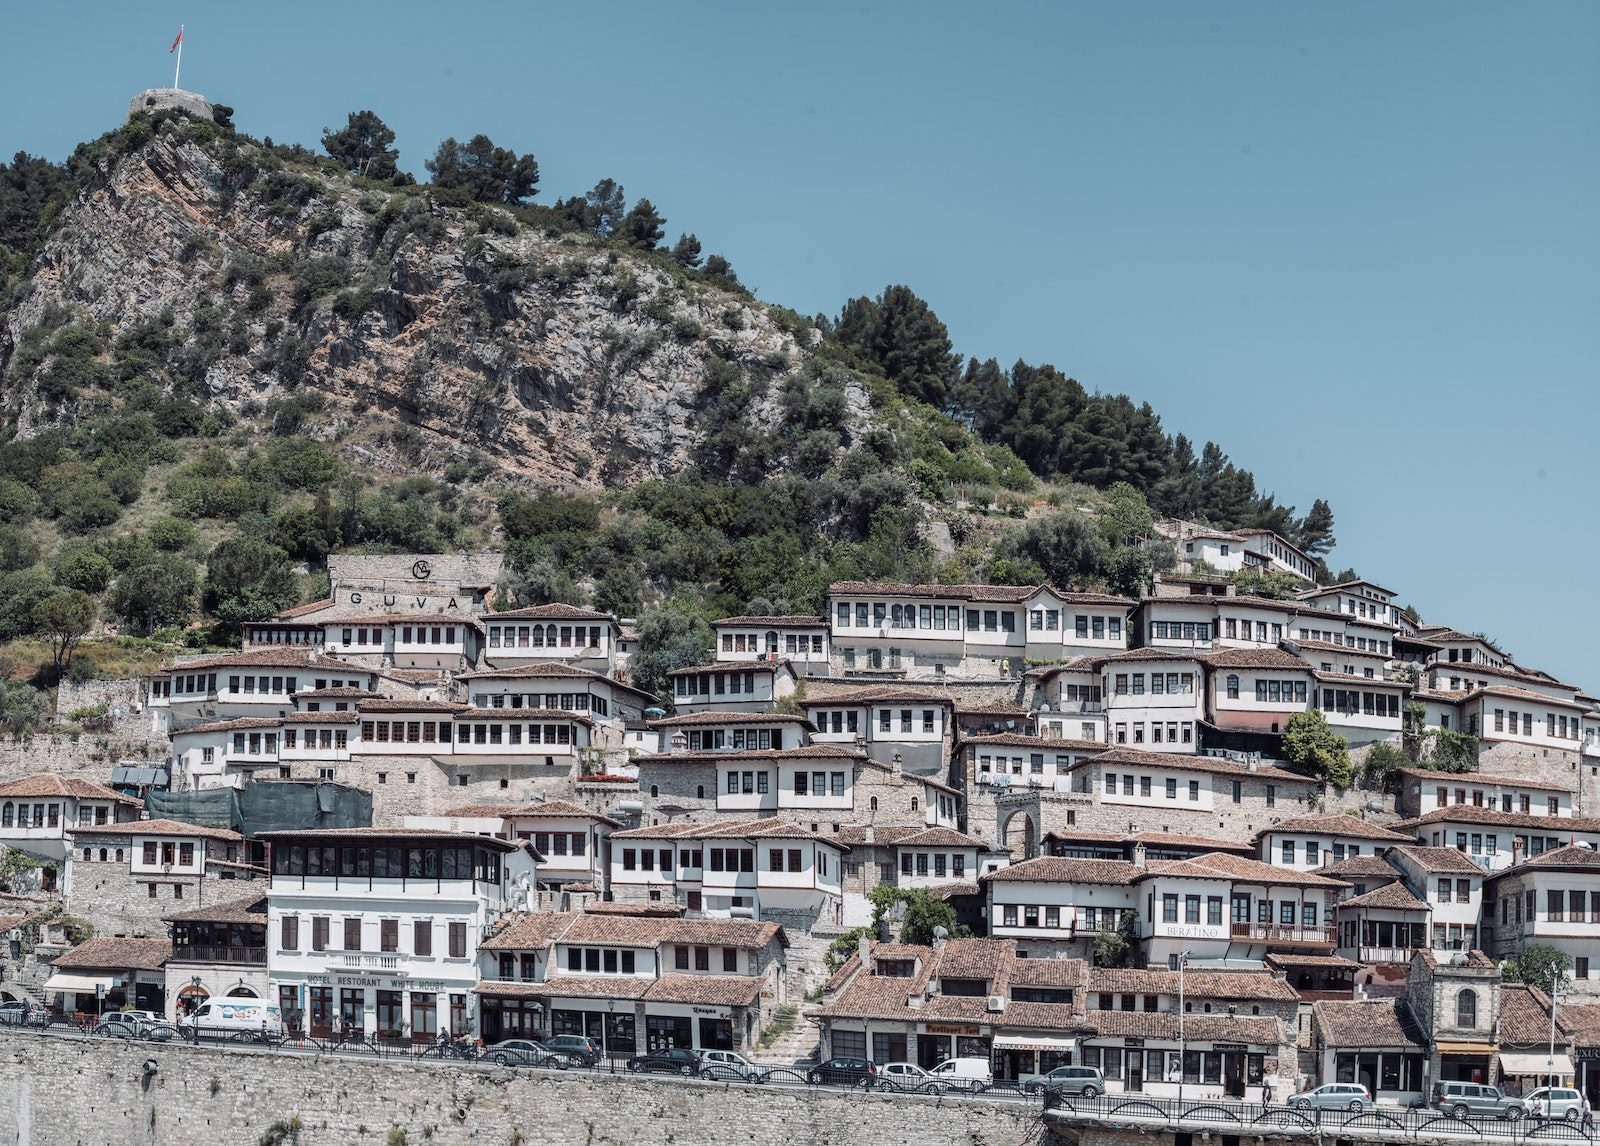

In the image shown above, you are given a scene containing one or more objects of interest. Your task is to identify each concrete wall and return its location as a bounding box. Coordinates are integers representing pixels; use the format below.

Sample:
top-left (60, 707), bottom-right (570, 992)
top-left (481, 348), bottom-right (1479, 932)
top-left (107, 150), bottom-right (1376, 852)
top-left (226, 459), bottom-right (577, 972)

top-left (0, 1032), bottom-right (1047, 1146)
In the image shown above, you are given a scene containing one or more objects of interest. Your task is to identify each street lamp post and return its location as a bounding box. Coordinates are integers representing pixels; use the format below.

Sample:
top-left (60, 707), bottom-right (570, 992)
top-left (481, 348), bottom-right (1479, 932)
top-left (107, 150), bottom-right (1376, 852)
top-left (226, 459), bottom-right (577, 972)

top-left (1177, 953), bottom-right (1190, 1107)
top-left (1549, 962), bottom-right (1561, 1090)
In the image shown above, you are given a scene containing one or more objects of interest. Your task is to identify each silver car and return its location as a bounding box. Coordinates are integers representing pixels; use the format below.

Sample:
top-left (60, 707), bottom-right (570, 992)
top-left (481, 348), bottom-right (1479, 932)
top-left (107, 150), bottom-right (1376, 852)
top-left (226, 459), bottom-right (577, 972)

top-left (698, 1050), bottom-right (770, 1083)
top-left (1527, 1087), bottom-right (1584, 1122)
top-left (875, 1062), bottom-right (948, 1094)
top-left (1288, 1083), bottom-right (1374, 1112)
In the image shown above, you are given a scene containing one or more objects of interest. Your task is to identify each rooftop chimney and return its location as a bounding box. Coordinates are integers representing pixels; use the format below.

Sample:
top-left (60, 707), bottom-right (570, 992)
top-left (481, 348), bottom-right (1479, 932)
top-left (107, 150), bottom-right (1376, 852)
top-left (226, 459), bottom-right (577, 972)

top-left (1512, 837), bottom-right (1525, 865)
top-left (1133, 842), bottom-right (1147, 868)
top-left (857, 934), bottom-right (871, 966)
top-left (864, 825), bottom-right (875, 845)
top-left (670, 731), bottom-right (688, 752)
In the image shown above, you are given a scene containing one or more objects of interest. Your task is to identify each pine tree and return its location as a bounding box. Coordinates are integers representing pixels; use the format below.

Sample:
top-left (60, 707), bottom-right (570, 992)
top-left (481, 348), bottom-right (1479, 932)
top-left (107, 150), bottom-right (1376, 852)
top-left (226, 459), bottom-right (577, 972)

top-left (321, 111), bottom-right (400, 181)
top-left (584, 179), bottom-right (626, 235)
top-left (1297, 498), bottom-right (1336, 556)
top-left (615, 198), bottom-right (666, 250)
top-left (426, 135), bottom-right (539, 205)
top-left (670, 233), bottom-right (703, 269)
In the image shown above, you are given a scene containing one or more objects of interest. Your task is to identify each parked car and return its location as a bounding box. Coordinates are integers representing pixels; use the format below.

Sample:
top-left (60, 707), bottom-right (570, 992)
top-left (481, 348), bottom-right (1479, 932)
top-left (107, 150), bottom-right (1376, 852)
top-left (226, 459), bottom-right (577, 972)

top-left (627, 1048), bottom-right (704, 1076)
top-left (140, 1022), bottom-right (180, 1043)
top-left (1525, 1087), bottom-right (1584, 1121)
top-left (806, 1057), bottom-right (877, 1088)
top-left (176, 1000), bottom-right (283, 1042)
top-left (1026, 1065), bottom-right (1105, 1098)
top-left (1431, 1081), bottom-right (1527, 1120)
top-left (485, 1039), bottom-right (571, 1069)
top-left (927, 1056), bottom-right (993, 1093)
top-left (875, 1062), bottom-right (947, 1095)
top-left (0, 1002), bottom-right (48, 1027)
top-left (116, 1010), bottom-right (163, 1027)
top-left (93, 1014), bottom-right (147, 1040)
top-left (698, 1049), bottom-right (770, 1083)
top-left (543, 1034), bottom-right (601, 1067)
top-left (1288, 1083), bottom-right (1374, 1112)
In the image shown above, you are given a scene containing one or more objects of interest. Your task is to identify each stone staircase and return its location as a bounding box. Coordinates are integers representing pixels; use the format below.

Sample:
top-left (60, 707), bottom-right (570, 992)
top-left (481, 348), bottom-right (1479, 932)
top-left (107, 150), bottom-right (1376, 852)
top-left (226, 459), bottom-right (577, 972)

top-left (754, 1004), bottom-right (822, 1065)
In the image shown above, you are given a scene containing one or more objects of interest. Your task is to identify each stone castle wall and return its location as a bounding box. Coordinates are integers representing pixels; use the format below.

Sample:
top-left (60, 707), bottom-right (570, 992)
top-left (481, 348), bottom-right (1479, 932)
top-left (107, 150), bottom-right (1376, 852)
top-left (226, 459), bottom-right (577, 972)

top-left (0, 1031), bottom-right (1048, 1146)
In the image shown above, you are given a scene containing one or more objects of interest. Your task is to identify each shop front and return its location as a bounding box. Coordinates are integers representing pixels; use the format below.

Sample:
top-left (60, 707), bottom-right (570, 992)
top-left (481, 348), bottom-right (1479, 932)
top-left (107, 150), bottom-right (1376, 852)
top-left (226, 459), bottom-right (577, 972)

top-left (1579, 1048), bottom-right (1600, 1107)
top-left (1078, 1038), bottom-right (1271, 1099)
top-left (275, 973), bottom-right (474, 1042)
top-left (1435, 1040), bottom-right (1498, 1085)
top-left (1333, 1049), bottom-right (1426, 1103)
top-left (476, 983), bottom-right (545, 1043)
top-left (993, 1035), bottom-right (1075, 1084)
top-left (1499, 1052), bottom-right (1575, 1096)
top-left (917, 1022), bottom-right (991, 1069)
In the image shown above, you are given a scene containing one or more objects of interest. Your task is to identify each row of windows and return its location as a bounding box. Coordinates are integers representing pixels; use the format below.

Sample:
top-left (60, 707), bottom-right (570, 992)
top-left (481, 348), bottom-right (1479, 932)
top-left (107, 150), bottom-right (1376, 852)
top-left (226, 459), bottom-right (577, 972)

top-left (900, 852), bottom-right (966, 879)
top-left (689, 728), bottom-right (786, 751)
top-left (247, 628), bottom-right (324, 645)
top-left (473, 693), bottom-right (608, 715)
top-left (1106, 773), bottom-right (1202, 800)
top-left (0, 802), bottom-right (63, 828)
top-left (531, 833), bottom-right (586, 857)
top-left (976, 753), bottom-right (1085, 775)
top-left (1322, 690), bottom-right (1401, 718)
top-left (339, 626), bottom-right (460, 647)
top-left (272, 844), bottom-right (501, 882)
top-left (358, 721), bottom-right (574, 746)
top-left (172, 673), bottom-right (219, 694)
top-left (1492, 709), bottom-right (1581, 740)
top-left (998, 904), bottom-right (1131, 930)
top-left (565, 946), bottom-right (641, 973)
top-left (229, 675), bottom-right (298, 695)
top-left (1149, 621), bottom-right (1211, 642)
top-left (1111, 722), bottom-right (1194, 747)
top-left (1435, 878), bottom-right (1475, 903)
top-left (1220, 677), bottom-right (1308, 703)
top-left (674, 672), bottom-right (760, 697)
top-left (622, 847), bottom-right (752, 872)
top-left (486, 624), bottom-right (602, 650)
top-left (1299, 628), bottom-right (1390, 655)
top-left (281, 730), bottom-right (349, 750)
top-left (280, 915), bottom-right (468, 958)
top-left (720, 631), bottom-right (823, 654)
top-left (1434, 787), bottom-right (1558, 815)
top-left (1111, 672), bottom-right (1196, 696)
top-left (836, 601), bottom-right (978, 631)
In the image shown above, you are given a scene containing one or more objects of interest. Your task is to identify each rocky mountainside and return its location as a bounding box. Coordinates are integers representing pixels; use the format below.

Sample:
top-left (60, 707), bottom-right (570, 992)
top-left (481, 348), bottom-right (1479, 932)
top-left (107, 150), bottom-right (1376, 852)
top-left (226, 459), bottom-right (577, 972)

top-left (1, 112), bottom-right (847, 489)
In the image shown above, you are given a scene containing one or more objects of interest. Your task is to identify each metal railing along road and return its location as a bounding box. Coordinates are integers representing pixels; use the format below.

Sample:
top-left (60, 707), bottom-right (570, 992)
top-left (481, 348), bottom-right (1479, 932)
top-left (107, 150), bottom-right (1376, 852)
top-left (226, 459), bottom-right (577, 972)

top-left (1041, 1093), bottom-right (1597, 1142)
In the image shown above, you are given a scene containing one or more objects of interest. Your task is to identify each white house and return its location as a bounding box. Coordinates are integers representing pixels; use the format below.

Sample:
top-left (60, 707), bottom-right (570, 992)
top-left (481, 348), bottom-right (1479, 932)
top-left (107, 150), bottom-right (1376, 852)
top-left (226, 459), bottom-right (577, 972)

top-left (1096, 649), bottom-right (1206, 753)
top-left (408, 798), bottom-right (620, 892)
top-left (263, 827), bottom-right (536, 1041)
top-left (1257, 814), bottom-right (1416, 872)
top-left (802, 686), bottom-right (953, 772)
top-left (667, 660), bottom-right (798, 714)
top-left (0, 775), bottom-right (141, 865)
top-left (711, 615), bottom-right (831, 676)
top-left (481, 603), bottom-right (620, 673)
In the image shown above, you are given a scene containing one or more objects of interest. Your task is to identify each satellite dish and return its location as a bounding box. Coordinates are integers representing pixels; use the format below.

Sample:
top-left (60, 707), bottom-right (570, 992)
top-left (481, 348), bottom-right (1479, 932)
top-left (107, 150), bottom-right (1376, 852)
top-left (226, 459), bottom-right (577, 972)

top-left (933, 926), bottom-right (949, 940)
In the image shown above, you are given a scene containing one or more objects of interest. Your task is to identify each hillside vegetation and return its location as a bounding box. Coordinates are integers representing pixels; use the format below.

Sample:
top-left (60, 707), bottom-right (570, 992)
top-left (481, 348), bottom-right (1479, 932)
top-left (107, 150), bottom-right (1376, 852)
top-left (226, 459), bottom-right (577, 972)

top-left (0, 103), bottom-right (1345, 714)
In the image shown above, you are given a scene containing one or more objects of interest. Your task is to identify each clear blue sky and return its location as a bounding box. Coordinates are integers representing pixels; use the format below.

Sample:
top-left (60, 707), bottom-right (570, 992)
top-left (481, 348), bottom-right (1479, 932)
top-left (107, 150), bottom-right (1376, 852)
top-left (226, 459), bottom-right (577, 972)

top-left (4, 2), bottom-right (1597, 686)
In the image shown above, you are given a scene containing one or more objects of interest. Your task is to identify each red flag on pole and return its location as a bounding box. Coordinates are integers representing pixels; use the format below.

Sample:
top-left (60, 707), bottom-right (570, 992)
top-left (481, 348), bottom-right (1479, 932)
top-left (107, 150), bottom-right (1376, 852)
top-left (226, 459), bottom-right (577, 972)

top-left (171, 28), bottom-right (183, 52)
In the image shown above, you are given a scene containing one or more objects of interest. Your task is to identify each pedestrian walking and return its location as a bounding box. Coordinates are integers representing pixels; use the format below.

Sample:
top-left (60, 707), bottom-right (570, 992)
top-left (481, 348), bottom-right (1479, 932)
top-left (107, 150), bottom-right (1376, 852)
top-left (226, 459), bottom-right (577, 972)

top-left (1262, 1075), bottom-right (1275, 1109)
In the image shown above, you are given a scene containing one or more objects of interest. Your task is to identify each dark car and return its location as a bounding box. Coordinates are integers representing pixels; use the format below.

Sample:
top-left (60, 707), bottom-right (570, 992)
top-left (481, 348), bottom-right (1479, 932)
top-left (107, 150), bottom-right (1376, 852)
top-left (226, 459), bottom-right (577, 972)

top-left (806, 1057), bottom-right (876, 1088)
top-left (1026, 1065), bottom-right (1105, 1098)
top-left (0, 1001), bottom-right (48, 1027)
top-left (627, 1047), bottom-right (704, 1076)
top-left (486, 1039), bottom-right (571, 1068)
top-left (543, 1034), bottom-right (601, 1067)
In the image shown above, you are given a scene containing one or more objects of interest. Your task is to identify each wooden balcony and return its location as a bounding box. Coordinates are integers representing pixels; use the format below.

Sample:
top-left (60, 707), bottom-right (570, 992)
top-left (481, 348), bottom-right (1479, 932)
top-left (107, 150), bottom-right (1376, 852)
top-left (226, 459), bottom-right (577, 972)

top-left (1230, 922), bottom-right (1337, 947)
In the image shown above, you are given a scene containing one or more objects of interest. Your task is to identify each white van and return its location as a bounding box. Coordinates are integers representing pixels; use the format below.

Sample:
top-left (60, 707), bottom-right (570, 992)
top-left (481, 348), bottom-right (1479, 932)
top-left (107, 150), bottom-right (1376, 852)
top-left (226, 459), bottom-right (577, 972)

top-left (177, 1000), bottom-right (283, 1041)
top-left (928, 1056), bottom-right (993, 1092)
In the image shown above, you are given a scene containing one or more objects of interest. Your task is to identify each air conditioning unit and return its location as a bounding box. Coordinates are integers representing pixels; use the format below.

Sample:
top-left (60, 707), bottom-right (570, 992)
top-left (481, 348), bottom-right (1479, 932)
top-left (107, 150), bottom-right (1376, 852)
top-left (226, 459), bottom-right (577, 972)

top-left (987, 995), bottom-right (1006, 1013)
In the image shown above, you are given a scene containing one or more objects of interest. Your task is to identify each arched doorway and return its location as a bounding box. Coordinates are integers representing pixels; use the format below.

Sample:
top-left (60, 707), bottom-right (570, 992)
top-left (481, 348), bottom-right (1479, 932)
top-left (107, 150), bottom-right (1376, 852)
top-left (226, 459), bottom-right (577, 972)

top-left (1002, 809), bottom-right (1038, 859)
top-left (177, 982), bottom-right (209, 1017)
top-left (225, 986), bottom-right (259, 998)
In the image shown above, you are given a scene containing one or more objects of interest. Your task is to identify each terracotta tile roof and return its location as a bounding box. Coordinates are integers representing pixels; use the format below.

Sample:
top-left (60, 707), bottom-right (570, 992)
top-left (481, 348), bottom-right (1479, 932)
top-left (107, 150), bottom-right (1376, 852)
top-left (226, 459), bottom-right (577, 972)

top-left (1083, 1011), bottom-right (1284, 1044)
top-left (816, 972), bottom-right (925, 1021)
top-left (1179, 852), bottom-right (1346, 887)
top-left (645, 975), bottom-right (763, 1007)
top-left (1009, 958), bottom-right (1087, 988)
top-left (801, 686), bottom-right (955, 707)
top-left (480, 912), bottom-right (580, 951)
top-left (1126, 832), bottom-right (1256, 854)
top-left (162, 895), bottom-right (267, 924)
top-left (1204, 648), bottom-right (1315, 670)
top-left (650, 711), bottom-right (813, 727)
top-left (1089, 968), bottom-right (1299, 1001)
top-left (658, 919), bottom-right (786, 949)
top-left (0, 775), bottom-right (140, 805)
top-left (52, 937), bottom-right (171, 972)
top-left (1559, 1003), bottom-right (1600, 1045)
top-left (958, 734), bottom-right (1104, 752)
top-left (1497, 984), bottom-right (1570, 1044)
top-left (891, 827), bottom-right (990, 849)
top-left (517, 976), bottom-right (652, 1000)
top-left (174, 716), bottom-right (290, 738)
top-left (1291, 639), bottom-right (1390, 659)
top-left (1317, 855), bottom-right (1402, 879)
top-left (1312, 999), bottom-right (1426, 1048)
top-left (637, 745), bottom-right (866, 766)
top-left (295, 687), bottom-right (378, 699)
top-left (456, 662), bottom-right (659, 701)
top-left (711, 615), bottom-right (826, 627)
top-left (827, 581), bottom-right (1037, 603)
top-left (925, 881), bottom-right (980, 900)
top-left (1298, 579), bottom-right (1398, 599)
top-left (830, 825), bottom-right (938, 847)
top-left (983, 856), bottom-right (1144, 886)
top-left (377, 668), bottom-right (445, 684)
top-left (165, 648), bottom-right (333, 671)
top-left (269, 597), bottom-right (336, 619)
top-left (1386, 845), bottom-right (1487, 875)
top-left (436, 799), bottom-right (620, 826)
top-left (1492, 843), bottom-right (1600, 871)
top-left (934, 938), bottom-right (1015, 981)
top-left (75, 818), bottom-right (241, 842)
top-left (953, 702), bottom-right (1032, 717)
top-left (491, 603), bottom-right (616, 621)
top-left (666, 660), bottom-right (792, 677)
top-left (357, 699), bottom-right (471, 714)
top-left (1396, 768), bottom-right (1572, 794)
top-left (1336, 882), bottom-right (1429, 911)
top-left (1263, 953), bottom-right (1362, 970)
top-left (1401, 807), bottom-right (1600, 832)
top-left (1086, 746), bottom-right (1320, 782)
top-left (1264, 815), bottom-right (1415, 842)
top-left (285, 711), bottom-right (361, 724)
top-left (1413, 947), bottom-right (1496, 969)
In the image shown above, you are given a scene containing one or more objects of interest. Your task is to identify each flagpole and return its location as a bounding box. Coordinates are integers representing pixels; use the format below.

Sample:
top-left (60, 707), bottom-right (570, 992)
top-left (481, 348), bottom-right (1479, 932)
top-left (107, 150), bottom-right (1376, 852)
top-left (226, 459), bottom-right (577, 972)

top-left (174, 26), bottom-right (184, 90)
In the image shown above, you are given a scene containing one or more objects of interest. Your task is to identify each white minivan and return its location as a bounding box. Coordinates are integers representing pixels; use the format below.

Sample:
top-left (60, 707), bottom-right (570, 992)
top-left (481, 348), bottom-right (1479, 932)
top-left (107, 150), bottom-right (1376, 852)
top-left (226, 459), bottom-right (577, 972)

top-left (928, 1056), bottom-right (993, 1092)
top-left (177, 1000), bottom-right (283, 1041)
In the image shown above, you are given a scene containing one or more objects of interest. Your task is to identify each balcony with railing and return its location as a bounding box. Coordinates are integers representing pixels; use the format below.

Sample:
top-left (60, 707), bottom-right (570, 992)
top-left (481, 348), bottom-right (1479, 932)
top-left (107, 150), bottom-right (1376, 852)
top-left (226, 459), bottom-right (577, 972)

top-left (1356, 945), bottom-right (1419, 964)
top-left (1230, 922), bottom-right (1337, 947)
top-left (170, 944), bottom-right (267, 966)
top-left (337, 953), bottom-right (401, 970)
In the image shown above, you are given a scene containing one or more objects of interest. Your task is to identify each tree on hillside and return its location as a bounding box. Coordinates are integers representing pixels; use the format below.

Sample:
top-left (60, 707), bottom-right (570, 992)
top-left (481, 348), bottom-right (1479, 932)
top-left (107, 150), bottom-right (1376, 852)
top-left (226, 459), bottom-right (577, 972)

top-left (832, 285), bottom-right (958, 408)
top-left (633, 604), bottom-right (713, 702)
top-left (1282, 709), bottom-right (1352, 789)
top-left (1103, 547), bottom-right (1152, 599)
top-left (1104, 481), bottom-right (1155, 543)
top-left (585, 179), bottom-right (626, 236)
top-left (105, 554), bottom-right (196, 635)
top-left (1500, 945), bottom-right (1570, 996)
top-left (1018, 511), bottom-right (1105, 588)
top-left (1297, 498), bottom-right (1336, 556)
top-left (32, 591), bottom-right (95, 674)
top-left (321, 111), bottom-right (401, 181)
top-left (615, 198), bottom-right (666, 250)
top-left (426, 135), bottom-right (539, 205)
top-left (701, 253), bottom-right (739, 286)
top-left (202, 538), bottom-right (299, 628)
top-left (670, 233), bottom-right (703, 268)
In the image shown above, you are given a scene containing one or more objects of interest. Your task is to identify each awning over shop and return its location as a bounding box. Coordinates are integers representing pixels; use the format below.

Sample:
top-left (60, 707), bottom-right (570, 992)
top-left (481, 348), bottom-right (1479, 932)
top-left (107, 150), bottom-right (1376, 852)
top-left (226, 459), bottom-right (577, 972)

top-left (1501, 1053), bottom-right (1576, 1076)
top-left (994, 1036), bottom-right (1075, 1051)
top-left (42, 973), bottom-right (117, 994)
top-left (1435, 1040), bottom-right (1496, 1055)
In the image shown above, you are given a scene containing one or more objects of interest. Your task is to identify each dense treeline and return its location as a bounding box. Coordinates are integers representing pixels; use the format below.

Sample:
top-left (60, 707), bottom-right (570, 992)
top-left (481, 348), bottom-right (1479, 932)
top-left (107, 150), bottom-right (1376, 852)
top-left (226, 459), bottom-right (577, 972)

top-left (823, 285), bottom-right (1337, 560)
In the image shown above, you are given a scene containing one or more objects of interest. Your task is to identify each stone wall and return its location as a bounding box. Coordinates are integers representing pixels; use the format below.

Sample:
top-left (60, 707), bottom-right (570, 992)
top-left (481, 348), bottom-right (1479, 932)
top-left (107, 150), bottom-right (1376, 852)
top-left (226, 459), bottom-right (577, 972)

top-left (0, 1031), bottom-right (1050, 1146)
top-left (1475, 741), bottom-right (1599, 815)
top-left (126, 88), bottom-right (214, 124)
top-left (0, 732), bottom-right (167, 781)
top-left (53, 679), bottom-right (158, 744)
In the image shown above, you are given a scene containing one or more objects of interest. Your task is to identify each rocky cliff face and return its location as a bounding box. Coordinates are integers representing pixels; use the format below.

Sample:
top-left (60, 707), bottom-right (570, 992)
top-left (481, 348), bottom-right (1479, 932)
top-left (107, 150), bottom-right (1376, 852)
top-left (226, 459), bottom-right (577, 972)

top-left (1, 115), bottom-right (846, 488)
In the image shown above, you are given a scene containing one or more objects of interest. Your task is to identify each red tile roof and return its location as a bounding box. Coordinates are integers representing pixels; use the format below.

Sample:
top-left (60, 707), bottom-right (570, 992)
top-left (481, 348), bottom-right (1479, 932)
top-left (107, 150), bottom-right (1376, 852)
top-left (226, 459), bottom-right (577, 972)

top-left (0, 775), bottom-right (139, 805)
top-left (52, 937), bottom-right (172, 972)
